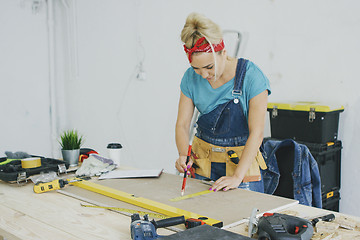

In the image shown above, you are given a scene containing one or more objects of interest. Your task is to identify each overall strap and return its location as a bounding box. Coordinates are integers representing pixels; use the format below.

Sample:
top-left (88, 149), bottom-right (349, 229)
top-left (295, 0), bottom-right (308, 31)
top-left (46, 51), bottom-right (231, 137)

top-left (232, 58), bottom-right (248, 99)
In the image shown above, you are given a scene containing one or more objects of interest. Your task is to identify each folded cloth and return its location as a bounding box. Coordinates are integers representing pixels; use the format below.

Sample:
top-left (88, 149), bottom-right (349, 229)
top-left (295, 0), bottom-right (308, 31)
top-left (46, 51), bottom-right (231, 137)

top-left (5, 151), bottom-right (31, 159)
top-left (75, 154), bottom-right (116, 177)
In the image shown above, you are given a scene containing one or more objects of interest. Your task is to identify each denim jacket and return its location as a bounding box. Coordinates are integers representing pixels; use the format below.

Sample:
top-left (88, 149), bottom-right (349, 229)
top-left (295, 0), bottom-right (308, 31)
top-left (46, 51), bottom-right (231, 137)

top-left (261, 139), bottom-right (322, 208)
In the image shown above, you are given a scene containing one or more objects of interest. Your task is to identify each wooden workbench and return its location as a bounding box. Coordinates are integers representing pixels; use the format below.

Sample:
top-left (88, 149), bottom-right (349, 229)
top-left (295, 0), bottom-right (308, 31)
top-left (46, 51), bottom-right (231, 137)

top-left (0, 172), bottom-right (359, 240)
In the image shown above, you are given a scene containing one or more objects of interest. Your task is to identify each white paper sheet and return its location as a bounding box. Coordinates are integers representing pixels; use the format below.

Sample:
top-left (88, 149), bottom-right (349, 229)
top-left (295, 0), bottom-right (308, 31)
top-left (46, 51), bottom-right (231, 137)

top-left (99, 169), bottom-right (163, 180)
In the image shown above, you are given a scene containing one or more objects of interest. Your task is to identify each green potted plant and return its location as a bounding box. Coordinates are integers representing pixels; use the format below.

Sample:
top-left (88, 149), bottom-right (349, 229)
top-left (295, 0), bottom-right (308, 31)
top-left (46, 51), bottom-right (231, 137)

top-left (59, 129), bottom-right (84, 167)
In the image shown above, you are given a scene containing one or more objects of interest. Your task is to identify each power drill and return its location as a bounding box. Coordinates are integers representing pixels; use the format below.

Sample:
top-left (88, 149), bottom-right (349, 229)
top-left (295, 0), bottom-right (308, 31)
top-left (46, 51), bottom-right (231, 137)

top-left (33, 179), bottom-right (71, 193)
top-left (33, 178), bottom-right (86, 193)
top-left (130, 214), bottom-right (185, 240)
top-left (256, 213), bottom-right (314, 240)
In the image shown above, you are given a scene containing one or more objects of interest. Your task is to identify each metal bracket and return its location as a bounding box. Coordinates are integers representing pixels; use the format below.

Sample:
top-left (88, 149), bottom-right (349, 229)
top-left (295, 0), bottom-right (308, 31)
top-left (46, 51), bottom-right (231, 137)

top-left (58, 164), bottom-right (67, 175)
top-left (309, 108), bottom-right (316, 122)
top-left (17, 172), bottom-right (27, 185)
top-left (271, 106), bottom-right (278, 118)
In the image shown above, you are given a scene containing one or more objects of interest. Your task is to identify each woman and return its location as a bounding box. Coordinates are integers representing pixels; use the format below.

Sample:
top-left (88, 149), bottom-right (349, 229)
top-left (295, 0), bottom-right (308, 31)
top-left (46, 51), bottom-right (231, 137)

top-left (175, 12), bottom-right (271, 193)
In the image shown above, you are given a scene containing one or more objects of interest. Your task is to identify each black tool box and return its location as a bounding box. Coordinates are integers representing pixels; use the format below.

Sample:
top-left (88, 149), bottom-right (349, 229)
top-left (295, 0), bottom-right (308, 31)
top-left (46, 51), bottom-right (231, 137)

top-left (300, 140), bottom-right (342, 194)
top-left (322, 189), bottom-right (340, 212)
top-left (0, 156), bottom-right (69, 183)
top-left (302, 140), bottom-right (342, 212)
top-left (263, 137), bottom-right (342, 211)
top-left (267, 102), bottom-right (344, 143)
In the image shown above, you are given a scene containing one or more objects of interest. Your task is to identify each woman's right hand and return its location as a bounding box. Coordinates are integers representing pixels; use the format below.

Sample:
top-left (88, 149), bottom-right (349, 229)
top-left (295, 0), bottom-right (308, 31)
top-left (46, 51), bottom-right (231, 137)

top-left (175, 155), bottom-right (193, 173)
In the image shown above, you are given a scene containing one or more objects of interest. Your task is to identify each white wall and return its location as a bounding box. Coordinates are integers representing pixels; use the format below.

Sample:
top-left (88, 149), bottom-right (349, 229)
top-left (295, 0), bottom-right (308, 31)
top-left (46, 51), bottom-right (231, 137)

top-left (0, 0), bottom-right (52, 157)
top-left (1, 0), bottom-right (360, 217)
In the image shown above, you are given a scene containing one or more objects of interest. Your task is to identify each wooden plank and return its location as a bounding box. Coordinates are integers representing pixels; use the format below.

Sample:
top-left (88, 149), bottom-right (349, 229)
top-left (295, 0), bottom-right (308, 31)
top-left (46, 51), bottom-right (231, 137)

top-left (0, 181), bottom-right (135, 239)
top-left (70, 178), bottom-right (223, 227)
top-left (61, 173), bottom-right (298, 227)
top-left (0, 204), bottom-right (74, 240)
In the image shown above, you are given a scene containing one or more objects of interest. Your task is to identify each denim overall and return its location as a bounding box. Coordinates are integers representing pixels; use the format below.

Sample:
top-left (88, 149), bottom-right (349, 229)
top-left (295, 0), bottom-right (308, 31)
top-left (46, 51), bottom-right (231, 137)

top-left (195, 58), bottom-right (264, 192)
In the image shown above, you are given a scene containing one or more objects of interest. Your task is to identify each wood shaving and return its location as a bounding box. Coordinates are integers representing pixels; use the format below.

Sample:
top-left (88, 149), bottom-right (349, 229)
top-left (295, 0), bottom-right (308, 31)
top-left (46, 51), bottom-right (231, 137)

top-left (335, 215), bottom-right (359, 230)
top-left (316, 221), bottom-right (339, 232)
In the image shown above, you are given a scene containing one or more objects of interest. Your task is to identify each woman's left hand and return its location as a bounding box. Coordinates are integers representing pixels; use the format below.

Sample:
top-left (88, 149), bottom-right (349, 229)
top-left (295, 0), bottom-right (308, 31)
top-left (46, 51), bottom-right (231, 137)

top-left (210, 176), bottom-right (243, 192)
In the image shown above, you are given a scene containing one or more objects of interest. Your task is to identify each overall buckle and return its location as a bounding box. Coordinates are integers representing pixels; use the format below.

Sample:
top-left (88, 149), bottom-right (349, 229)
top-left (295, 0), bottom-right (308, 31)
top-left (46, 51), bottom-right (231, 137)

top-left (232, 90), bottom-right (242, 104)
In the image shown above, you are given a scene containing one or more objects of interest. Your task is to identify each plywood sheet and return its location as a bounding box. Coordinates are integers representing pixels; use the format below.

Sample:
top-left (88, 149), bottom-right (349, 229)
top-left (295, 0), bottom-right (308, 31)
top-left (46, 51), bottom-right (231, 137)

top-left (59, 173), bottom-right (297, 227)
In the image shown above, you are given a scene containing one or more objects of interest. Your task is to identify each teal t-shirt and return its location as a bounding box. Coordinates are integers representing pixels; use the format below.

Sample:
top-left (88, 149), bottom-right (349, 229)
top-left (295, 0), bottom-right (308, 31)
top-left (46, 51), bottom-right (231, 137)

top-left (180, 60), bottom-right (271, 119)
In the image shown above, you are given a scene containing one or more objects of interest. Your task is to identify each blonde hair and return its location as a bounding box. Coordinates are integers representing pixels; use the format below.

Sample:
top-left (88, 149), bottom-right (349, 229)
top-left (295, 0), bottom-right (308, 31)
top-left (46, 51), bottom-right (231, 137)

top-left (181, 12), bottom-right (223, 49)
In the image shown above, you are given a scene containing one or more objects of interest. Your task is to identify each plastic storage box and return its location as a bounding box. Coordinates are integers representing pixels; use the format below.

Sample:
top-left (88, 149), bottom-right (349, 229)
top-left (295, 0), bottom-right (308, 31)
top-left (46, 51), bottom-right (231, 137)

top-left (264, 137), bottom-right (342, 211)
top-left (0, 157), bottom-right (69, 183)
top-left (301, 140), bottom-right (342, 194)
top-left (322, 189), bottom-right (340, 212)
top-left (267, 102), bottom-right (344, 143)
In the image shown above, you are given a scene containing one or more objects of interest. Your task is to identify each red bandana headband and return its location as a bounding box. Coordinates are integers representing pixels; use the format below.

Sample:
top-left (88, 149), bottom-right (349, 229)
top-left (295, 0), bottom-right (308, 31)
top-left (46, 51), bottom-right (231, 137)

top-left (183, 37), bottom-right (225, 63)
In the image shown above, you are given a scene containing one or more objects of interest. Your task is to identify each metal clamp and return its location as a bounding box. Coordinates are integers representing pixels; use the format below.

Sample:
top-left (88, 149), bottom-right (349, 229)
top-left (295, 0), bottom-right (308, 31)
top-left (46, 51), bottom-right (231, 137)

top-left (17, 172), bottom-right (27, 185)
top-left (58, 164), bottom-right (67, 175)
top-left (271, 106), bottom-right (278, 118)
top-left (309, 108), bottom-right (316, 122)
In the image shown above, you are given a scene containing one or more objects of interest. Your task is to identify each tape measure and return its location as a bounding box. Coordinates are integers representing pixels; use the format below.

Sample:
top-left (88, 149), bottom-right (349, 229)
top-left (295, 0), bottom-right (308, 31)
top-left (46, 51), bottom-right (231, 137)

top-left (21, 157), bottom-right (41, 168)
top-left (80, 204), bottom-right (168, 219)
top-left (170, 190), bottom-right (213, 202)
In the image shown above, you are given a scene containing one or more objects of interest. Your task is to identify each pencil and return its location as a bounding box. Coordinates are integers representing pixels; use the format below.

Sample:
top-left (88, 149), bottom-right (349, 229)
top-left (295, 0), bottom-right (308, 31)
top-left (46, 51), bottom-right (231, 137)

top-left (181, 145), bottom-right (192, 196)
top-left (180, 108), bottom-right (199, 196)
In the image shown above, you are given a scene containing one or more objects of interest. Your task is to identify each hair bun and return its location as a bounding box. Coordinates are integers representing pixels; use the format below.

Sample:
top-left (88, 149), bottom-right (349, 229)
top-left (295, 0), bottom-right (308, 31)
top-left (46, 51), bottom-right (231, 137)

top-left (181, 12), bottom-right (223, 49)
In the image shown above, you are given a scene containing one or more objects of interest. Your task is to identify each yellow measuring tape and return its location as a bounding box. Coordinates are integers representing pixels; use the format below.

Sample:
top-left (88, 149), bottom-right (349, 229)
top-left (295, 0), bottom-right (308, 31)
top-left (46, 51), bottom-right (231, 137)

top-left (170, 190), bottom-right (213, 202)
top-left (21, 157), bottom-right (41, 168)
top-left (69, 178), bottom-right (223, 227)
top-left (80, 204), bottom-right (168, 219)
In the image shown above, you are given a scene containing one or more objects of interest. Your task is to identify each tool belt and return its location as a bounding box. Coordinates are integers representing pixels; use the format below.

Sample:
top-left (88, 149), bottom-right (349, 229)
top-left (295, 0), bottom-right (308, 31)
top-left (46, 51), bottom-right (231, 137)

top-left (191, 136), bottom-right (267, 182)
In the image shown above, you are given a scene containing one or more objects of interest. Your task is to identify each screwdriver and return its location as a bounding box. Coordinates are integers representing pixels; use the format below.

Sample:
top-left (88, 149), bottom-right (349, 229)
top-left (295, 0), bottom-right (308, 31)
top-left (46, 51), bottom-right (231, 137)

top-left (33, 178), bottom-right (81, 193)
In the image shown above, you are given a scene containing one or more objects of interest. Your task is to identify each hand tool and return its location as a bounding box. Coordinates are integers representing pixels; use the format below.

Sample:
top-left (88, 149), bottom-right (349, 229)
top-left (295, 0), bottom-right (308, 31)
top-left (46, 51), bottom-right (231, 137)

top-left (69, 177), bottom-right (223, 227)
top-left (185, 217), bottom-right (207, 229)
top-left (248, 208), bottom-right (259, 238)
top-left (227, 150), bottom-right (240, 164)
top-left (181, 108), bottom-right (200, 196)
top-left (249, 212), bottom-right (314, 240)
top-left (33, 178), bottom-right (83, 193)
top-left (188, 153), bottom-right (200, 178)
top-left (130, 213), bottom-right (185, 240)
top-left (310, 213), bottom-right (335, 226)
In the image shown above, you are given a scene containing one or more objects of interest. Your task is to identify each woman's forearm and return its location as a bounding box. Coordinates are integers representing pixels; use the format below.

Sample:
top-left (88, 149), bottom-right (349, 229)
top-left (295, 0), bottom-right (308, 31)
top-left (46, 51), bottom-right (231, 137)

top-left (175, 124), bottom-right (190, 157)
